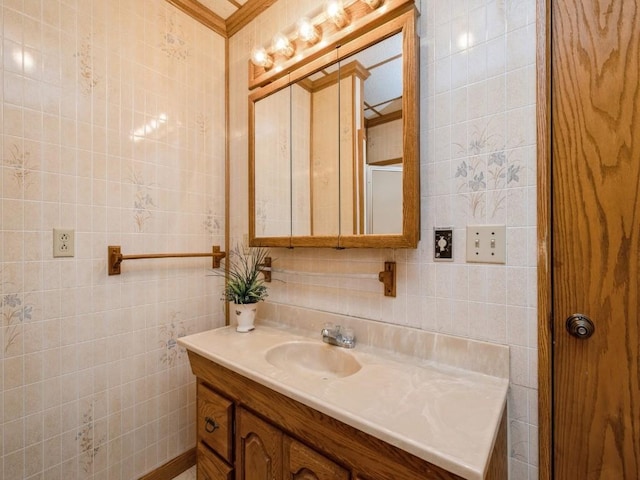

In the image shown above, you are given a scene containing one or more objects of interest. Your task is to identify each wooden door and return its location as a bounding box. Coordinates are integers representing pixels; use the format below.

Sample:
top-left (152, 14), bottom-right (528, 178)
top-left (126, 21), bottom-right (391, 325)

top-left (283, 437), bottom-right (350, 480)
top-left (550, 0), bottom-right (640, 478)
top-left (237, 408), bottom-right (283, 480)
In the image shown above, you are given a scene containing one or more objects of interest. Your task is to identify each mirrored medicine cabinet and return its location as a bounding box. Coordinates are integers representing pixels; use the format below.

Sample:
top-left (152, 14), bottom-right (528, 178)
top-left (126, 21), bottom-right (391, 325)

top-left (249, 7), bottom-right (419, 249)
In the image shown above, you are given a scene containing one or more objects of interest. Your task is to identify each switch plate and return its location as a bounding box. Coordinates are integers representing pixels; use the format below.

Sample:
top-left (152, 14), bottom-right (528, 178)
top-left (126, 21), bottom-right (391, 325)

top-left (434, 227), bottom-right (453, 261)
top-left (466, 225), bottom-right (506, 264)
top-left (53, 228), bottom-right (75, 257)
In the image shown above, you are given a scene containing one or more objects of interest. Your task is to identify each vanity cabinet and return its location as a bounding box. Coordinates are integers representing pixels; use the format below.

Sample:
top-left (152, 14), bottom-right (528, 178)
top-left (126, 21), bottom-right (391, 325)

top-left (197, 378), bottom-right (347, 480)
top-left (237, 408), bottom-right (349, 480)
top-left (188, 350), bottom-right (507, 480)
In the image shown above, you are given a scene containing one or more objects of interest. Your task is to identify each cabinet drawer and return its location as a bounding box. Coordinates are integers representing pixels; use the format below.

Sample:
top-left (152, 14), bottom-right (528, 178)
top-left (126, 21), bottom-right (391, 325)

top-left (197, 381), bottom-right (234, 463)
top-left (198, 441), bottom-right (233, 480)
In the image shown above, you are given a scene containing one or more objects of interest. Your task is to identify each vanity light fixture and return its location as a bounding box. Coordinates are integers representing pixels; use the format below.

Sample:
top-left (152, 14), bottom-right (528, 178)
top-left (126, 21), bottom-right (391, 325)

top-left (272, 32), bottom-right (295, 58)
top-left (249, 0), bottom-right (403, 87)
top-left (326, 0), bottom-right (349, 29)
top-left (297, 17), bottom-right (321, 45)
top-left (361, 0), bottom-right (383, 8)
top-left (250, 46), bottom-right (273, 69)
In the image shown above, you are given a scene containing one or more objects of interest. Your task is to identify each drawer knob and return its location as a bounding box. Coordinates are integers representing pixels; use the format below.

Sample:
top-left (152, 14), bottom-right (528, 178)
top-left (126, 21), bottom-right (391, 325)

top-left (204, 416), bottom-right (219, 433)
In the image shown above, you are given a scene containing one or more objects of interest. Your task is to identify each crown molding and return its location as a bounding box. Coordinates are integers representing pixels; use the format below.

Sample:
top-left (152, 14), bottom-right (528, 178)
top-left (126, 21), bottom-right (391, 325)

top-left (165, 0), bottom-right (227, 36)
top-left (166, 0), bottom-right (277, 38)
top-left (227, 0), bottom-right (279, 37)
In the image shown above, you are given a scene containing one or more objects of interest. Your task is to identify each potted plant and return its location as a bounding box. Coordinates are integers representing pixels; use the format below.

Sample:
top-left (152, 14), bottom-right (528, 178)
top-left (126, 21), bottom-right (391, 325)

top-left (219, 244), bottom-right (269, 332)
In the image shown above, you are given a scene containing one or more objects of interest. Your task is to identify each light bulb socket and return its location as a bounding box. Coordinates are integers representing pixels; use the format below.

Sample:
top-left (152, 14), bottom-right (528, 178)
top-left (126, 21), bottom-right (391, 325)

top-left (362, 0), bottom-right (383, 8)
top-left (250, 46), bottom-right (273, 69)
top-left (272, 33), bottom-right (295, 58)
top-left (326, 1), bottom-right (349, 29)
top-left (297, 18), bottom-right (321, 45)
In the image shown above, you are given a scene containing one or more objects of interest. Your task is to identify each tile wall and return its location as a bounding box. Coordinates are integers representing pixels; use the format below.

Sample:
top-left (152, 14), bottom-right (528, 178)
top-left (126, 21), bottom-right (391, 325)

top-left (1, 1), bottom-right (226, 478)
top-left (229, 0), bottom-right (537, 478)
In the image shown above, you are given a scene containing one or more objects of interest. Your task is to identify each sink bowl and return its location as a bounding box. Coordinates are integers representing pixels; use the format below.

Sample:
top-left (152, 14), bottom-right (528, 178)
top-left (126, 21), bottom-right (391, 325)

top-left (266, 341), bottom-right (362, 379)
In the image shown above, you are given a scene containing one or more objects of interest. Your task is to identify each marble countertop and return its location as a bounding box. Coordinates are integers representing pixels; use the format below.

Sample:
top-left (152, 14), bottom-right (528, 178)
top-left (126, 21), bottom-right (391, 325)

top-left (178, 324), bottom-right (508, 480)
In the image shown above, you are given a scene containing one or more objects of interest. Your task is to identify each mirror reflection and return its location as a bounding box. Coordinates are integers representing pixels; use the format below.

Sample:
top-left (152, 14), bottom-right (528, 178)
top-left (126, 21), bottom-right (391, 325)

top-left (254, 86), bottom-right (292, 238)
top-left (251, 9), bottom-right (418, 249)
top-left (341, 32), bottom-right (403, 235)
top-left (254, 33), bottom-right (404, 239)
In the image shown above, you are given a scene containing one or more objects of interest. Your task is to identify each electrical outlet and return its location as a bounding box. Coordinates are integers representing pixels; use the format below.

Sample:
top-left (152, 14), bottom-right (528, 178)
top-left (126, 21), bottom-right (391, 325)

top-left (434, 228), bottom-right (453, 261)
top-left (53, 228), bottom-right (75, 257)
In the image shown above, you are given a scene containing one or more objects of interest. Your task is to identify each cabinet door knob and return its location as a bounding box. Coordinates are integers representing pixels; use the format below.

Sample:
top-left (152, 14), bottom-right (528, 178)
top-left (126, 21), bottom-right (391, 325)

top-left (204, 416), bottom-right (219, 433)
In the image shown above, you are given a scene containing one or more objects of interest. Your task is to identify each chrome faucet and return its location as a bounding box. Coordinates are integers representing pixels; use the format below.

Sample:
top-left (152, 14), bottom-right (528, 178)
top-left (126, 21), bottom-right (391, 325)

top-left (321, 324), bottom-right (356, 349)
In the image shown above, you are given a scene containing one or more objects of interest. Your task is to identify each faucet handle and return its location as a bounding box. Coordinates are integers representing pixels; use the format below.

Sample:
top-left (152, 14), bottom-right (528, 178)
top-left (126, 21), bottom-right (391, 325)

top-left (340, 327), bottom-right (355, 347)
top-left (321, 323), bottom-right (334, 335)
top-left (340, 327), bottom-right (354, 340)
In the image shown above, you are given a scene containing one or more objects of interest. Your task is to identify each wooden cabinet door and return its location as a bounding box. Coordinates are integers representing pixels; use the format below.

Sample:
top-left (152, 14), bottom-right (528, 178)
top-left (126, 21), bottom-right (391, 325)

top-left (237, 408), bottom-right (283, 480)
top-left (284, 437), bottom-right (349, 480)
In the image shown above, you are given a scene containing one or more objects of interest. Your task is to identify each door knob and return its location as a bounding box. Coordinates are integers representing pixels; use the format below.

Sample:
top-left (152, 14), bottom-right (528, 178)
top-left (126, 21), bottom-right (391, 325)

top-left (566, 314), bottom-right (595, 339)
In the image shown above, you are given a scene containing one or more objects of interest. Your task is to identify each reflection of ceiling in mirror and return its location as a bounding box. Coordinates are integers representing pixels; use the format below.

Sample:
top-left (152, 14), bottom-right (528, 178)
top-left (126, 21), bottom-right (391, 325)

top-left (306, 34), bottom-right (403, 120)
top-left (363, 56), bottom-right (402, 119)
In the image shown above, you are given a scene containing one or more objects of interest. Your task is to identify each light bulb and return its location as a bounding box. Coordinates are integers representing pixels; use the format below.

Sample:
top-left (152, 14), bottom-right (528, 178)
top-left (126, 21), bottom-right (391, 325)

top-left (326, 0), bottom-right (348, 29)
top-left (297, 18), bottom-right (320, 44)
top-left (272, 33), bottom-right (295, 58)
top-left (250, 46), bottom-right (273, 69)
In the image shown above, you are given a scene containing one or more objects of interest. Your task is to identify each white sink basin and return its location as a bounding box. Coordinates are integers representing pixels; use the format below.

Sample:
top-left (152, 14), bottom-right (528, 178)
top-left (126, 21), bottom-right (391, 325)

top-left (265, 341), bottom-right (362, 379)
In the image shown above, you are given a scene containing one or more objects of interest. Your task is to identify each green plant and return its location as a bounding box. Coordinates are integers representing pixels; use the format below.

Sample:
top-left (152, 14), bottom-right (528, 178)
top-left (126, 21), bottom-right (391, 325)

top-left (218, 245), bottom-right (269, 304)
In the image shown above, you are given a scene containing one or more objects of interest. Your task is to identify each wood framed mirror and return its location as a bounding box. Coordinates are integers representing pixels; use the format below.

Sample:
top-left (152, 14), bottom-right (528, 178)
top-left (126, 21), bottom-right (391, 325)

top-left (249, 7), bottom-right (418, 249)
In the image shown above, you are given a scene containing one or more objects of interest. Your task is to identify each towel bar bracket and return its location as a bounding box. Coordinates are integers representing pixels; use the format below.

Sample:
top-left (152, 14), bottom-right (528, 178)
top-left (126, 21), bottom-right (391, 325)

top-left (260, 257), bottom-right (272, 283)
top-left (378, 261), bottom-right (396, 297)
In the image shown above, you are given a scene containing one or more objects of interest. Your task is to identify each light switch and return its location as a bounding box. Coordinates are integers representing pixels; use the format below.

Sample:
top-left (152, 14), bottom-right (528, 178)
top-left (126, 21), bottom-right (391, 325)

top-left (466, 225), bottom-right (506, 264)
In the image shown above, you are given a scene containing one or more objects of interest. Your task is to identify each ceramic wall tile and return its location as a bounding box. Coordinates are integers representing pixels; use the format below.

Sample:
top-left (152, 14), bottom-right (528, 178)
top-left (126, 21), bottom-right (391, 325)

top-left (229, 0), bottom-right (538, 478)
top-left (1, 0), bottom-right (225, 478)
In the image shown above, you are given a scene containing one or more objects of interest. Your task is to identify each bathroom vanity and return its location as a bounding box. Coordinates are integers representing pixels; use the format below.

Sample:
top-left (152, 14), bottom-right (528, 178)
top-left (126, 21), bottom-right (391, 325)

top-left (179, 322), bottom-right (509, 480)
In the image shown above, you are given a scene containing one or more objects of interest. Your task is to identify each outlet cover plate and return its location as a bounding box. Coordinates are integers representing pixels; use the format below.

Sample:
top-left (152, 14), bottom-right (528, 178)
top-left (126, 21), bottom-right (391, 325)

top-left (434, 227), bottom-right (453, 261)
top-left (53, 228), bottom-right (75, 257)
top-left (466, 225), bottom-right (506, 264)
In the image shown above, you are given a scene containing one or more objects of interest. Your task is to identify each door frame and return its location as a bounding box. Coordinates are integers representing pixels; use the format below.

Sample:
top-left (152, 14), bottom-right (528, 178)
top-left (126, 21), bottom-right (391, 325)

top-left (536, 0), bottom-right (553, 478)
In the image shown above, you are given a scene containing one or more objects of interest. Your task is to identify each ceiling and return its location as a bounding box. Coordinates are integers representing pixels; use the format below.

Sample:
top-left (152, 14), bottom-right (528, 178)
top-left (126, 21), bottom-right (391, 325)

top-left (166, 0), bottom-right (276, 37)
top-left (198, 0), bottom-right (248, 19)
